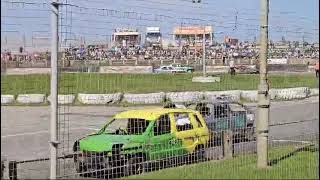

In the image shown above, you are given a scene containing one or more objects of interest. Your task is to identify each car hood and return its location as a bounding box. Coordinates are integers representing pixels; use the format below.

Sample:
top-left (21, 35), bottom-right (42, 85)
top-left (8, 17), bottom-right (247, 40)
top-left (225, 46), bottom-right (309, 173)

top-left (79, 134), bottom-right (145, 152)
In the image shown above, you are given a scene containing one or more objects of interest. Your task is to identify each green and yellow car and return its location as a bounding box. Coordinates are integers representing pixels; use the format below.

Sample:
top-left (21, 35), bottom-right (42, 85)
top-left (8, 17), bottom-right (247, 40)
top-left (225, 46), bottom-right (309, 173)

top-left (73, 108), bottom-right (210, 177)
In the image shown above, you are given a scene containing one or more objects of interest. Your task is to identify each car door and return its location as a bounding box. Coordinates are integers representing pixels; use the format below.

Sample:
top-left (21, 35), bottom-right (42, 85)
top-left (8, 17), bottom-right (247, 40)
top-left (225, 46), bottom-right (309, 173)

top-left (172, 112), bottom-right (198, 156)
top-left (190, 113), bottom-right (210, 147)
top-left (147, 114), bottom-right (182, 161)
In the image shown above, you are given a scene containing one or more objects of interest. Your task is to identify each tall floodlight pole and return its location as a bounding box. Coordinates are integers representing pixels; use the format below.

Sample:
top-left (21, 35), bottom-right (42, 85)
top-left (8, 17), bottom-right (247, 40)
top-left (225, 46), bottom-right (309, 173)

top-left (50, 0), bottom-right (59, 179)
top-left (257, 0), bottom-right (270, 169)
top-left (202, 30), bottom-right (206, 77)
top-left (193, 0), bottom-right (206, 77)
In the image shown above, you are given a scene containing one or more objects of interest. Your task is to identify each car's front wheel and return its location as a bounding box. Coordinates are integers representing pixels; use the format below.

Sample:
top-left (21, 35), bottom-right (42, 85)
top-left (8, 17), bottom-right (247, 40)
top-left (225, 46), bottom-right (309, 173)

top-left (74, 154), bottom-right (89, 177)
top-left (125, 155), bottom-right (145, 176)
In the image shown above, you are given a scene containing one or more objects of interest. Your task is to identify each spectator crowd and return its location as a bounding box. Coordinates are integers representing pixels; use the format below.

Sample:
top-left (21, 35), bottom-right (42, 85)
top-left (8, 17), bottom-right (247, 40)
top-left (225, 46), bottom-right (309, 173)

top-left (60, 42), bottom-right (320, 61)
top-left (2, 42), bottom-right (319, 63)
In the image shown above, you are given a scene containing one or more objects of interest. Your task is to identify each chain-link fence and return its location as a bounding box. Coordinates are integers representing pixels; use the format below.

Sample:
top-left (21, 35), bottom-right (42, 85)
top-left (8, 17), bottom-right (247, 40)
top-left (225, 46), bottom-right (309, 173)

top-left (1, 0), bottom-right (319, 179)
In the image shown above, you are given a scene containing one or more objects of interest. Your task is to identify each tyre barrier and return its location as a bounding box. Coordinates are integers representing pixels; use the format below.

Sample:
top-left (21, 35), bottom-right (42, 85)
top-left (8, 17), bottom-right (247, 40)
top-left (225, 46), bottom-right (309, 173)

top-left (166, 91), bottom-right (203, 103)
top-left (16, 94), bottom-right (46, 104)
top-left (123, 92), bottom-right (165, 104)
top-left (240, 90), bottom-right (258, 102)
top-left (240, 87), bottom-right (311, 102)
top-left (77, 93), bottom-right (122, 105)
top-left (308, 88), bottom-right (319, 97)
top-left (204, 90), bottom-right (241, 102)
top-left (47, 94), bottom-right (76, 105)
top-left (1, 95), bottom-right (15, 105)
top-left (269, 87), bottom-right (309, 100)
top-left (2, 87), bottom-right (318, 105)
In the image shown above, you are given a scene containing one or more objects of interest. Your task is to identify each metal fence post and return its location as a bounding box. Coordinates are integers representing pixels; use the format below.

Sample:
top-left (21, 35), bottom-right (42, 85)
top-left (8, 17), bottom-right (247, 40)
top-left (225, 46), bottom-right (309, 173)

top-left (1, 160), bottom-right (4, 179)
top-left (257, 0), bottom-right (270, 169)
top-left (8, 161), bottom-right (17, 180)
top-left (223, 130), bottom-right (233, 159)
top-left (50, 0), bottom-right (59, 179)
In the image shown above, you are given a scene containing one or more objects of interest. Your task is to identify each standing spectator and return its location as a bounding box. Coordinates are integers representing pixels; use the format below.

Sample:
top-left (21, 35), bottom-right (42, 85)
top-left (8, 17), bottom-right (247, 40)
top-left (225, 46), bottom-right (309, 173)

top-left (315, 61), bottom-right (319, 78)
top-left (229, 59), bottom-right (235, 76)
top-left (222, 56), bottom-right (226, 65)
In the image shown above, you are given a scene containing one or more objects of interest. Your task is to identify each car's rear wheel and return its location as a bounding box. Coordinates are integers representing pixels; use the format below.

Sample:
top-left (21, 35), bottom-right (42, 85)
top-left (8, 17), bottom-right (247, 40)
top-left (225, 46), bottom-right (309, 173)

top-left (245, 127), bottom-right (256, 142)
top-left (194, 145), bottom-right (206, 163)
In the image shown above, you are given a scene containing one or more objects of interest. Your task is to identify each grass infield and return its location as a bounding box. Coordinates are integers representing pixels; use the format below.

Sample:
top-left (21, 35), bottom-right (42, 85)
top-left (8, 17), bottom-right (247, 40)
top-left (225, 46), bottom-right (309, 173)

top-left (1, 73), bottom-right (318, 95)
top-left (127, 145), bottom-right (319, 179)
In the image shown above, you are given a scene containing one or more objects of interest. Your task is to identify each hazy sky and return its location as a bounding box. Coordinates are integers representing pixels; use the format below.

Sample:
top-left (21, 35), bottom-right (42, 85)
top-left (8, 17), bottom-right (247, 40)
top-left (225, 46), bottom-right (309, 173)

top-left (1, 0), bottom-right (319, 51)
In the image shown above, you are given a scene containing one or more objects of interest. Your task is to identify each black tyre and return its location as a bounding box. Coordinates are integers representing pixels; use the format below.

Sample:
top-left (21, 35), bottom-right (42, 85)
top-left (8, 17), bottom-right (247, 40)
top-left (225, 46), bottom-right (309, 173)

top-left (125, 156), bottom-right (145, 176)
top-left (245, 127), bottom-right (256, 142)
top-left (74, 155), bottom-right (88, 177)
top-left (212, 132), bottom-right (223, 147)
top-left (232, 133), bottom-right (242, 144)
top-left (194, 146), bottom-right (206, 163)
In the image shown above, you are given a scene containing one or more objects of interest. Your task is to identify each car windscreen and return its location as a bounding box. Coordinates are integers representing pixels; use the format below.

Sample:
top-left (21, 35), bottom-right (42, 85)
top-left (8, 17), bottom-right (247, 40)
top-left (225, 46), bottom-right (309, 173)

top-left (99, 118), bottom-right (150, 135)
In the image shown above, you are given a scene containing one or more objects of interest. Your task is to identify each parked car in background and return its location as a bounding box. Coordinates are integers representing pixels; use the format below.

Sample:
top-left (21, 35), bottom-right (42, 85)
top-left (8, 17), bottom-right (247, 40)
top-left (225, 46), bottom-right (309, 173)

top-left (73, 108), bottom-right (210, 177)
top-left (153, 65), bottom-right (185, 74)
top-left (169, 64), bottom-right (194, 73)
top-left (234, 65), bottom-right (259, 74)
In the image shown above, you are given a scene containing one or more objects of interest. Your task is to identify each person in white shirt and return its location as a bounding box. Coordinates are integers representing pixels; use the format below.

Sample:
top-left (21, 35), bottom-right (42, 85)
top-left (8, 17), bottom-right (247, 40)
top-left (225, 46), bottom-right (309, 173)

top-left (229, 59), bottom-right (235, 76)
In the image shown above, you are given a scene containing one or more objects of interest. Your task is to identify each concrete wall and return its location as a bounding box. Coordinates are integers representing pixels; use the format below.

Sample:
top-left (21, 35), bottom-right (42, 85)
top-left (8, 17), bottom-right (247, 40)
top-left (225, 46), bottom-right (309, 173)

top-left (99, 66), bottom-right (153, 74)
top-left (5, 68), bottom-right (51, 75)
top-left (206, 66), bottom-right (230, 73)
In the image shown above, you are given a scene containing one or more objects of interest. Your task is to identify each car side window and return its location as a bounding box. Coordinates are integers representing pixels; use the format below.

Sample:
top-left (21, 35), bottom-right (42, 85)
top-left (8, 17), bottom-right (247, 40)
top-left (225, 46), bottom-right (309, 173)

top-left (193, 114), bottom-right (203, 128)
top-left (154, 114), bottom-right (171, 136)
top-left (175, 113), bottom-right (193, 132)
top-left (196, 104), bottom-right (211, 117)
top-left (214, 105), bottom-right (229, 118)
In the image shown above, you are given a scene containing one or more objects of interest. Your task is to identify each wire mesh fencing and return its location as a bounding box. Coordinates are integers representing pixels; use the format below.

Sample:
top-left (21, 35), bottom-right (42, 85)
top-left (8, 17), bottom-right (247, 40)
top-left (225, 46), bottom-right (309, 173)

top-left (1, 0), bottom-right (319, 179)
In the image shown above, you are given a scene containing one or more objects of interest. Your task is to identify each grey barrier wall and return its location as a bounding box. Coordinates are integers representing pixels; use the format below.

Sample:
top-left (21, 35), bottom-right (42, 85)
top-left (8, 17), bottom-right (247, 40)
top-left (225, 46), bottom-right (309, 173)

top-left (1, 57), bottom-right (317, 69)
top-left (99, 66), bottom-right (154, 74)
top-left (2, 65), bottom-right (313, 75)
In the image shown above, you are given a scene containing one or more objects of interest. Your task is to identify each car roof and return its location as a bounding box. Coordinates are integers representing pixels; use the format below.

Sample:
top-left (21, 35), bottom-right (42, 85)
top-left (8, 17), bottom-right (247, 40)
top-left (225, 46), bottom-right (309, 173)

top-left (228, 104), bottom-right (246, 112)
top-left (196, 100), bottom-right (231, 104)
top-left (113, 108), bottom-right (197, 121)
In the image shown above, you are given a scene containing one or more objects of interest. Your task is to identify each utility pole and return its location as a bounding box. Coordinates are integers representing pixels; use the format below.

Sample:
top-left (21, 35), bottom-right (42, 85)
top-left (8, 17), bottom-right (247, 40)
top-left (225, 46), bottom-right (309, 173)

top-left (22, 33), bottom-right (26, 53)
top-left (50, 0), bottom-right (59, 179)
top-left (257, 0), bottom-right (270, 169)
top-left (302, 32), bottom-right (305, 58)
top-left (233, 9), bottom-right (238, 31)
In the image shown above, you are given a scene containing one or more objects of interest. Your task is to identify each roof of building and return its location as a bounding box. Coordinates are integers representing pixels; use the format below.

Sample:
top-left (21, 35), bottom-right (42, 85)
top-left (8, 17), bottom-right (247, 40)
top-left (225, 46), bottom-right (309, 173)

top-left (113, 31), bottom-right (140, 36)
top-left (173, 26), bottom-right (213, 35)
